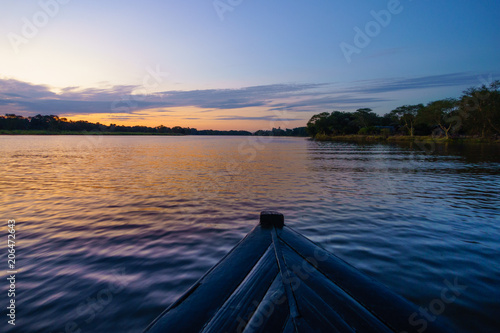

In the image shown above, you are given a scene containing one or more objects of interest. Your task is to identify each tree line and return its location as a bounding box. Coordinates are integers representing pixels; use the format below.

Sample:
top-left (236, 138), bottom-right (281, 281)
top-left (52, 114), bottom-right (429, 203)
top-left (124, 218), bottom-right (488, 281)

top-left (0, 114), bottom-right (307, 136)
top-left (0, 114), bottom-right (196, 134)
top-left (306, 81), bottom-right (500, 139)
top-left (254, 127), bottom-right (308, 137)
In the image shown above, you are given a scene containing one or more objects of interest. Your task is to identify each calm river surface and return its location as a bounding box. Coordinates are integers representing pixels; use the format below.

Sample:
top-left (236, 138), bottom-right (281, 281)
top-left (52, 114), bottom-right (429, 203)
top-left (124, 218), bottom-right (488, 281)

top-left (0, 135), bottom-right (499, 332)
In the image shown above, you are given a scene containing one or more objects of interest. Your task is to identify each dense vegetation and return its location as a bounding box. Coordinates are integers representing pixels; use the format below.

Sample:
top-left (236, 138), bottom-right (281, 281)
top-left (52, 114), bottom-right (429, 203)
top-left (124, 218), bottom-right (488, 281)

top-left (0, 114), bottom-right (195, 134)
top-left (306, 81), bottom-right (500, 140)
top-left (0, 114), bottom-right (307, 136)
top-left (254, 127), bottom-right (308, 137)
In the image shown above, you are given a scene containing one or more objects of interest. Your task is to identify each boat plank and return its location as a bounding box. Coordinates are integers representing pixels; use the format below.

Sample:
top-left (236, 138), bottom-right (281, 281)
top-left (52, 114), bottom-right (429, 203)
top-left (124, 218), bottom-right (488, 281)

top-left (241, 271), bottom-right (290, 333)
top-left (279, 226), bottom-right (451, 333)
top-left (281, 240), bottom-right (392, 333)
top-left (293, 278), bottom-right (355, 333)
top-left (201, 245), bottom-right (279, 332)
top-left (144, 225), bottom-right (273, 333)
top-left (282, 317), bottom-right (297, 333)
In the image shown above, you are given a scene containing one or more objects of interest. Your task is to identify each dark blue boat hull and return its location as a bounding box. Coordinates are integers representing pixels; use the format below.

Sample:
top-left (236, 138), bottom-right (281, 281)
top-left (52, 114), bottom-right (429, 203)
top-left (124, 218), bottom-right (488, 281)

top-left (144, 212), bottom-right (451, 333)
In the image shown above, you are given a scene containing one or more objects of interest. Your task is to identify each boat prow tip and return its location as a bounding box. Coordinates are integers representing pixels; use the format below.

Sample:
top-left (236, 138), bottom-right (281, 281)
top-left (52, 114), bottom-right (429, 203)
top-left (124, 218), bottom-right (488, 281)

top-left (260, 211), bottom-right (285, 228)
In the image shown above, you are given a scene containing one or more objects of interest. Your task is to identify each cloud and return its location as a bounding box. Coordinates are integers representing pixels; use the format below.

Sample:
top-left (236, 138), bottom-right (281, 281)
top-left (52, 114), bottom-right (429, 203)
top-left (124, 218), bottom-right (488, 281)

top-left (0, 79), bottom-right (56, 99)
top-left (102, 115), bottom-right (147, 121)
top-left (271, 95), bottom-right (392, 112)
top-left (344, 73), bottom-right (490, 95)
top-left (0, 79), bottom-right (330, 116)
top-left (154, 83), bottom-right (328, 110)
top-left (214, 115), bottom-right (300, 121)
top-left (0, 72), bottom-right (494, 118)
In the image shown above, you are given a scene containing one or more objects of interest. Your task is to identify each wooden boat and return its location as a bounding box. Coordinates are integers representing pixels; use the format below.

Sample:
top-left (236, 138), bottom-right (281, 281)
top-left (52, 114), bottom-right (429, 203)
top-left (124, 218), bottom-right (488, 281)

top-left (144, 211), bottom-right (451, 333)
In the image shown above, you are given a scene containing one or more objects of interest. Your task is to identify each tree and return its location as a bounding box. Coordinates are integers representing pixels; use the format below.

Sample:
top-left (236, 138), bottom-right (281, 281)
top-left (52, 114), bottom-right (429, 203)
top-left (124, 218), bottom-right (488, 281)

top-left (389, 104), bottom-right (423, 136)
top-left (0, 114), bottom-right (29, 130)
top-left (353, 108), bottom-right (379, 129)
top-left (156, 125), bottom-right (171, 134)
top-left (459, 80), bottom-right (500, 137)
top-left (306, 112), bottom-right (330, 136)
top-left (306, 110), bottom-right (378, 137)
top-left (171, 126), bottom-right (186, 134)
top-left (418, 99), bottom-right (458, 139)
top-left (327, 111), bottom-right (357, 135)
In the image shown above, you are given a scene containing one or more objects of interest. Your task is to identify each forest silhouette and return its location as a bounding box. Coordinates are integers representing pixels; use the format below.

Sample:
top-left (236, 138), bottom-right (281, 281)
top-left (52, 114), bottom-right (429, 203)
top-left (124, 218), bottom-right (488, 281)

top-left (306, 81), bottom-right (500, 140)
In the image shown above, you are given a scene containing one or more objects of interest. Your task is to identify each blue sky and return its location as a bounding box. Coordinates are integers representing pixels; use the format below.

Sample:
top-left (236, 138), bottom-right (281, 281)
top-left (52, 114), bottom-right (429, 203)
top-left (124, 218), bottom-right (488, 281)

top-left (1, 0), bottom-right (499, 130)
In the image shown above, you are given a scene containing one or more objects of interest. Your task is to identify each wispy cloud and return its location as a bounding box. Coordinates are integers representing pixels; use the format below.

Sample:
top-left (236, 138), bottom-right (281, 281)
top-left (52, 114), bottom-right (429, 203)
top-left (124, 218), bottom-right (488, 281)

top-left (270, 95), bottom-right (392, 112)
top-left (343, 73), bottom-right (488, 95)
top-left (0, 80), bottom-right (331, 116)
top-left (0, 72), bottom-right (492, 119)
top-left (214, 115), bottom-right (298, 121)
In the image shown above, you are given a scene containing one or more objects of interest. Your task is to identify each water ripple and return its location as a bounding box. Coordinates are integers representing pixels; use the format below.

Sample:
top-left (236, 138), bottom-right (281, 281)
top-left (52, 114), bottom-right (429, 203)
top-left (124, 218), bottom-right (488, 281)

top-left (0, 136), bottom-right (499, 332)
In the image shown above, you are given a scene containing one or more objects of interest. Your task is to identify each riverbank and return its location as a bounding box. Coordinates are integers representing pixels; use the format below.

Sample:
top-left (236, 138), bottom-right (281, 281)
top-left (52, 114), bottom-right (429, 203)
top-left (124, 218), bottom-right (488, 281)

top-left (0, 130), bottom-right (186, 135)
top-left (313, 134), bottom-right (500, 144)
top-left (0, 130), bottom-right (308, 137)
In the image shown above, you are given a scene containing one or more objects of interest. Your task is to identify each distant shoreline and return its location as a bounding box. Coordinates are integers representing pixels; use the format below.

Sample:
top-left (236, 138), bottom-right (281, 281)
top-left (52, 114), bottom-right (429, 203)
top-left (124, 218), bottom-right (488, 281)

top-left (312, 134), bottom-right (500, 144)
top-left (0, 115), bottom-right (308, 137)
top-left (0, 129), bottom-right (309, 137)
top-left (0, 130), bottom-right (185, 136)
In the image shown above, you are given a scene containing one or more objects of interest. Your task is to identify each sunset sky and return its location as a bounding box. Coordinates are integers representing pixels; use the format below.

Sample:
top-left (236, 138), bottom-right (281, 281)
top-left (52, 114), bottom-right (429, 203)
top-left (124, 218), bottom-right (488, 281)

top-left (1, 0), bottom-right (499, 131)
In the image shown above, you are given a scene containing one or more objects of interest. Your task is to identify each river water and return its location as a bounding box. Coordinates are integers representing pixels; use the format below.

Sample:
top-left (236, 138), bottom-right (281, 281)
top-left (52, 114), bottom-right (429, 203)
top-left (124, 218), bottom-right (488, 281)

top-left (0, 135), bottom-right (499, 332)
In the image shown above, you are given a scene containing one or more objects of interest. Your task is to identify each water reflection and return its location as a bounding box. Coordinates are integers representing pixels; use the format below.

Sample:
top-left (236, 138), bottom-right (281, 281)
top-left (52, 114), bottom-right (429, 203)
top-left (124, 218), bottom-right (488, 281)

top-left (0, 136), bottom-right (499, 332)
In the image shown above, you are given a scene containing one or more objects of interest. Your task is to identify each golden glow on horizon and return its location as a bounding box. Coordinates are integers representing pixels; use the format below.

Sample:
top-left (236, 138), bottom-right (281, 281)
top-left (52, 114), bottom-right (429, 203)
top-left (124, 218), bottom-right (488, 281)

top-left (62, 106), bottom-right (305, 132)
